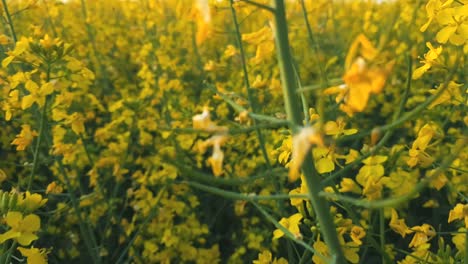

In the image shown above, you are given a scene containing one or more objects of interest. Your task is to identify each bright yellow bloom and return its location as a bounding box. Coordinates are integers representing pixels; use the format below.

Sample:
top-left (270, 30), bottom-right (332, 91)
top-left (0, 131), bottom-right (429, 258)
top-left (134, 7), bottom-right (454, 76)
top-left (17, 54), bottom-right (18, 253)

top-left (325, 34), bottom-right (393, 116)
top-left (350, 226), bottom-right (366, 245)
top-left (356, 155), bottom-right (387, 187)
top-left (253, 250), bottom-right (288, 264)
top-left (409, 224), bottom-right (436, 248)
top-left (0, 212), bottom-right (40, 246)
top-left (312, 146), bottom-right (335, 174)
top-left (339, 178), bottom-right (362, 194)
top-left (448, 203), bottom-right (468, 228)
top-left (21, 80), bottom-right (55, 110)
top-left (412, 42), bottom-right (442, 79)
top-left (312, 239), bottom-right (329, 264)
top-left (11, 124), bottom-right (38, 151)
top-left (324, 119), bottom-right (358, 137)
top-left (18, 247), bottom-right (49, 264)
top-left (46, 181), bottom-right (64, 194)
top-left (407, 124), bottom-right (437, 167)
top-left (19, 191), bottom-right (48, 212)
top-left (435, 5), bottom-right (468, 45)
top-left (223, 45), bottom-right (238, 58)
top-left (389, 209), bottom-right (413, 238)
top-left (428, 81), bottom-right (463, 109)
top-left (452, 228), bottom-right (466, 254)
top-left (420, 0), bottom-right (454, 32)
top-left (273, 213), bottom-right (303, 239)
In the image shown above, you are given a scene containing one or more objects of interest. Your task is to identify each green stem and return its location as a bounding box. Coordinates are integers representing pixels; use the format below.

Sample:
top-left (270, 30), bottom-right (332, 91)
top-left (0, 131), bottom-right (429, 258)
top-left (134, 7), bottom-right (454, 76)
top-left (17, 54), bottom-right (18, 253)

top-left (186, 180), bottom-right (308, 201)
top-left (175, 161), bottom-right (286, 186)
top-left (58, 159), bottom-right (101, 264)
top-left (465, 229), bottom-right (467, 264)
top-left (4, 241), bottom-right (17, 264)
top-left (379, 208), bottom-right (385, 264)
top-left (1, 0), bottom-right (17, 43)
top-left (271, 0), bottom-right (345, 262)
top-left (27, 65), bottom-right (51, 191)
top-left (239, 0), bottom-right (275, 12)
top-left (229, 0), bottom-right (273, 169)
top-left (299, 0), bottom-right (328, 125)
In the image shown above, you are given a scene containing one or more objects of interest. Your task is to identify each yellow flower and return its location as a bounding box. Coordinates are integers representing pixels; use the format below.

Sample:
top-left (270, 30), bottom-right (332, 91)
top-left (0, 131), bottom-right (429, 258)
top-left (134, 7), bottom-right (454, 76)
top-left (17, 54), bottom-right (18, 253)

top-left (452, 227), bottom-right (466, 254)
top-left (0, 212), bottom-right (40, 246)
top-left (251, 41), bottom-right (275, 64)
top-left (389, 209), bottom-right (413, 238)
top-left (324, 119), bottom-right (358, 137)
top-left (350, 226), bottom-right (366, 245)
top-left (412, 42), bottom-right (442, 79)
top-left (66, 112), bottom-right (86, 135)
top-left (19, 191), bottom-right (48, 212)
top-left (448, 203), bottom-right (468, 228)
top-left (325, 34), bottom-right (393, 116)
top-left (21, 80), bottom-right (55, 110)
top-left (409, 224), bottom-right (436, 248)
top-left (356, 155), bottom-right (387, 187)
top-left (273, 213), bottom-right (303, 239)
top-left (339, 178), bottom-right (362, 194)
top-left (435, 5), bottom-right (468, 45)
top-left (223, 45), bottom-right (238, 58)
top-left (428, 81), bottom-right (463, 109)
top-left (312, 147), bottom-right (335, 174)
top-left (420, 0), bottom-right (454, 32)
top-left (253, 250), bottom-right (288, 264)
top-left (407, 124), bottom-right (437, 168)
top-left (18, 247), bottom-right (49, 264)
top-left (242, 26), bottom-right (273, 45)
top-left (312, 239), bottom-right (330, 264)
top-left (11, 124), bottom-right (38, 151)
top-left (46, 181), bottom-right (64, 194)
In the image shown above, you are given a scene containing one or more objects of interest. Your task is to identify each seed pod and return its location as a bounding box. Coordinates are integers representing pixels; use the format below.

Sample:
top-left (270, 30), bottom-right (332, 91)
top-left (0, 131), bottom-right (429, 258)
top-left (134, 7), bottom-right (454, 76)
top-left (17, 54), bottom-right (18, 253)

top-left (0, 191), bottom-right (7, 213)
top-left (8, 192), bottom-right (18, 211)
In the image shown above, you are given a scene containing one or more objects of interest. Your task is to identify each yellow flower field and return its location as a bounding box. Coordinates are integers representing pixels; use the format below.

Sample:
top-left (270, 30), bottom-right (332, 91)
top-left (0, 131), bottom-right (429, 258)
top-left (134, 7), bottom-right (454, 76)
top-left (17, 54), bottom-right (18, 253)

top-left (0, 0), bottom-right (466, 263)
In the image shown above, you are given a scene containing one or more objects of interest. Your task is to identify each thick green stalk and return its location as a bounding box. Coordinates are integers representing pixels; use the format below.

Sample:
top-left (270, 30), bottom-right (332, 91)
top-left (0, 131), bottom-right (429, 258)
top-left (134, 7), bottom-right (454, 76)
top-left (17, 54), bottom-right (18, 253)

top-left (271, 0), bottom-right (345, 262)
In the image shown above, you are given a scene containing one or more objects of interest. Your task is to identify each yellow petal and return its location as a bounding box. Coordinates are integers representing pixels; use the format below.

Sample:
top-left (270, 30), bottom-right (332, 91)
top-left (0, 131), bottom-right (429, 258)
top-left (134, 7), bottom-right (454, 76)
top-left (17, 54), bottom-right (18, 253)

top-left (22, 214), bottom-right (41, 232)
top-left (16, 232), bottom-right (38, 246)
top-left (5, 211), bottom-right (22, 227)
top-left (436, 26), bottom-right (457, 44)
top-left (412, 63), bottom-right (431, 79)
top-left (2, 56), bottom-right (15, 68)
top-left (40, 82), bottom-right (55, 95)
top-left (316, 158), bottom-right (334, 174)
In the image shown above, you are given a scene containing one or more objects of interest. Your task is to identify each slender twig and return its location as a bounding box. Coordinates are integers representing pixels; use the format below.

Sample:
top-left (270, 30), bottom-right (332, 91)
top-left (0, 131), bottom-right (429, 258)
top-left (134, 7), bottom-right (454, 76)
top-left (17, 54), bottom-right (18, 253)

top-left (57, 158), bottom-right (101, 264)
top-left (186, 180), bottom-right (309, 201)
top-left (252, 201), bottom-right (330, 262)
top-left (239, 0), bottom-right (275, 13)
top-left (27, 64), bottom-right (51, 191)
top-left (1, 0), bottom-right (17, 43)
